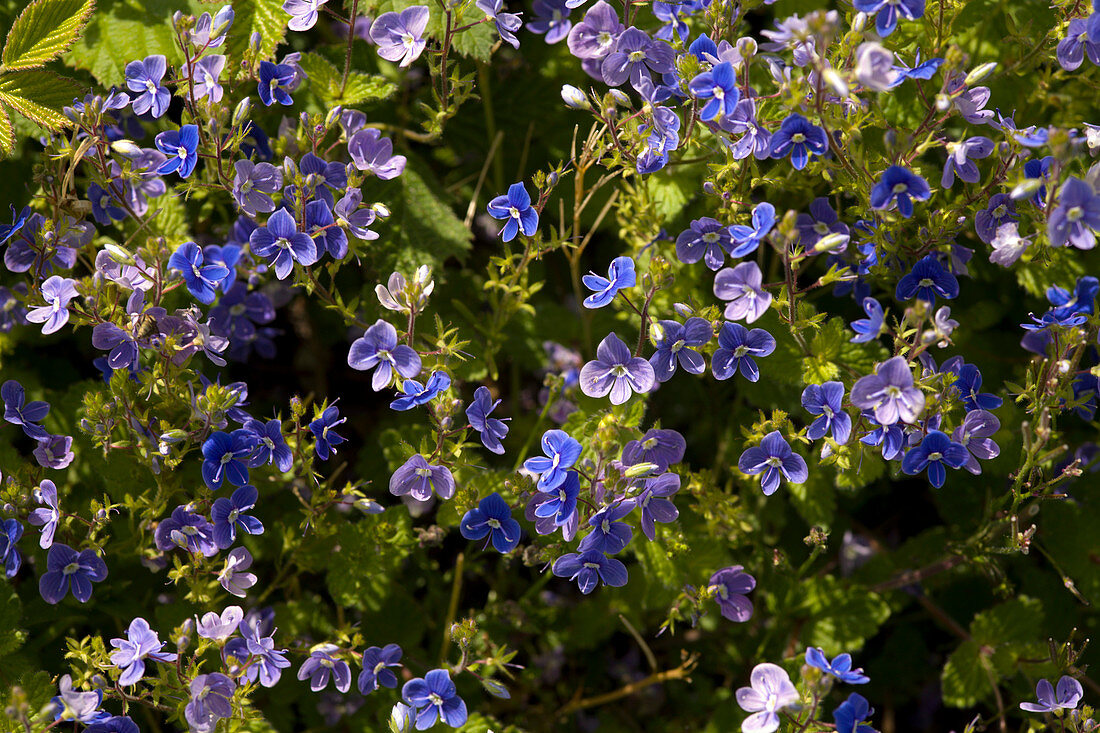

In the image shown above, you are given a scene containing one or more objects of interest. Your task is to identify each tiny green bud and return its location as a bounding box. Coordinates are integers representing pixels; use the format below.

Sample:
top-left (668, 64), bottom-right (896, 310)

top-left (964, 62), bottom-right (997, 85)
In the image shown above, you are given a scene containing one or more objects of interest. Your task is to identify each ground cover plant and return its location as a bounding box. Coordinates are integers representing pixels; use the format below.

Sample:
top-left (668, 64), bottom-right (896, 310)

top-left (0, 0), bottom-right (1099, 730)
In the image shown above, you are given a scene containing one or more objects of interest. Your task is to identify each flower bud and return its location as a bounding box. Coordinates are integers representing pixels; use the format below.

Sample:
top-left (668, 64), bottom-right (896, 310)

top-left (608, 89), bottom-right (631, 107)
top-left (560, 84), bottom-right (590, 110)
top-left (1010, 177), bottom-right (1043, 200)
top-left (964, 62), bottom-right (998, 86)
top-left (673, 302), bottom-right (694, 317)
top-left (104, 242), bottom-right (135, 265)
top-left (232, 97), bottom-right (252, 126)
top-left (249, 31), bottom-right (262, 53)
top-left (851, 12), bottom-right (867, 32)
top-left (325, 106), bottom-right (344, 129)
top-left (813, 232), bottom-right (850, 254)
top-left (823, 67), bottom-right (849, 98)
top-left (624, 461), bottom-right (660, 478)
top-left (372, 202), bottom-right (391, 218)
top-left (735, 36), bottom-right (757, 60)
top-left (110, 139), bottom-right (142, 157)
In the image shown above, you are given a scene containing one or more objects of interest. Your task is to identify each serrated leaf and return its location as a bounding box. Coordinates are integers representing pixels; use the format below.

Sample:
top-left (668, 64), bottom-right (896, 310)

top-left (942, 640), bottom-right (989, 708)
top-left (0, 103), bottom-right (13, 157)
top-left (224, 0), bottom-right (287, 66)
top-left (799, 575), bottom-right (891, 651)
top-left (971, 597), bottom-right (1043, 647)
top-left (300, 52), bottom-right (399, 108)
top-left (2, 0), bottom-right (95, 71)
top-left (339, 71), bottom-right (397, 106)
top-left (325, 515), bottom-right (415, 611)
top-left (0, 70), bottom-right (83, 130)
top-left (66, 0), bottom-right (189, 85)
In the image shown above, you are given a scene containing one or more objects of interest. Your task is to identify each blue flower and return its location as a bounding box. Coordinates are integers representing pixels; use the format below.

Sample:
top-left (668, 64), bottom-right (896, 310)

top-left (487, 182), bottom-right (539, 241)
top-left (870, 166), bottom-right (930, 218)
top-left (833, 692), bottom-right (876, 733)
top-left (688, 61), bottom-right (739, 121)
top-left (109, 618), bottom-right (178, 686)
top-left (348, 319), bottom-right (422, 391)
top-left (582, 255), bottom-right (636, 308)
top-left (802, 382), bottom-right (851, 444)
top-left (728, 202), bottom-right (776, 257)
top-left (524, 429), bottom-right (582, 490)
top-left (712, 322), bottom-right (775, 382)
top-left (895, 255), bottom-right (958, 305)
top-left (635, 472), bottom-right (680, 540)
top-left (297, 645), bottom-right (351, 692)
top-left (465, 385), bottom-right (510, 454)
top-left (402, 669), bottom-right (468, 729)
top-left (258, 61), bottom-right (296, 106)
top-left (901, 430), bottom-right (968, 488)
top-left (211, 484), bottom-right (265, 549)
top-left (805, 647), bottom-right (870, 684)
top-left (125, 55), bottom-right (170, 117)
top-left (2, 379), bottom-right (50, 440)
top-left (310, 405), bottom-right (347, 459)
top-left (849, 297), bottom-right (885, 344)
top-left (390, 371), bottom-right (451, 411)
top-left (738, 431), bottom-right (808, 496)
top-left (853, 0), bottom-right (924, 37)
top-left (622, 428), bottom-right (686, 472)
top-left (649, 317), bottom-right (711, 382)
top-left (28, 479), bottom-right (60, 549)
top-left (155, 125), bottom-right (199, 178)
top-left (1048, 276), bottom-right (1100, 319)
top-left (1048, 177), bottom-right (1100, 250)
top-left (552, 549), bottom-right (628, 593)
top-left (358, 644), bottom-right (403, 694)
top-left (201, 429), bottom-right (255, 489)
top-left (154, 505), bottom-right (218, 557)
top-left (477, 0), bottom-right (522, 48)
top-left (709, 565), bottom-right (755, 621)
top-left (249, 208), bottom-right (318, 280)
top-left (942, 357), bottom-right (1002, 411)
top-left (578, 501), bottom-right (633, 554)
top-left (168, 242), bottom-right (230, 305)
top-left (769, 114), bottom-right (828, 170)
top-left (0, 519), bottom-right (23, 578)
top-left (1020, 676), bottom-right (1084, 713)
top-left (676, 217), bottom-right (733, 270)
top-left (460, 492), bottom-right (522, 553)
top-left (390, 454), bottom-right (455, 501)
top-left (531, 470), bottom-right (580, 526)
top-left (39, 543), bottom-right (108, 604)
top-left (242, 418), bottom-right (293, 471)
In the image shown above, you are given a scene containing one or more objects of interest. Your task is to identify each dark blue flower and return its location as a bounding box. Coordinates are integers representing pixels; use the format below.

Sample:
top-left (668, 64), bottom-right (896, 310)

top-left (709, 565), bottom-right (755, 621)
top-left (769, 114), bottom-right (828, 170)
top-left (805, 647), bottom-right (870, 684)
top-left (39, 543), bottom-right (108, 604)
top-left (2, 379), bottom-right (50, 440)
top-left (833, 692), bottom-right (876, 733)
top-left (901, 430), bottom-right (968, 488)
top-left (688, 61), bottom-right (739, 121)
top-left (258, 61), bottom-right (296, 106)
top-left (853, 0), bottom-right (924, 36)
top-left (125, 55), bottom-right (170, 118)
top-left (310, 405), bottom-right (347, 460)
top-left (802, 382), bottom-right (851, 444)
top-left (249, 208), bottom-right (318, 280)
top-left (0, 519), bottom-right (23, 578)
top-left (738, 431), bottom-right (808, 496)
top-left (460, 492), bottom-right (522, 553)
top-left (728, 202), bottom-right (776, 258)
top-left (487, 182), bottom-right (539, 241)
top-left (578, 501), bottom-right (633, 554)
top-left (358, 644), bottom-right (403, 694)
top-left (201, 429), bottom-right (255, 489)
top-left (895, 255), bottom-right (958, 305)
top-left (211, 484), bottom-right (265, 549)
top-left (850, 297), bottom-right (885, 344)
top-left (859, 411), bottom-right (906, 460)
top-left (390, 371), bottom-right (451, 411)
top-left (240, 418), bottom-right (292, 471)
top-left (975, 193), bottom-right (1017, 243)
top-left (402, 669), bottom-right (468, 729)
top-left (531, 469), bottom-right (580, 525)
top-left (465, 385), bottom-right (510, 454)
top-left (583, 256), bottom-right (635, 308)
top-left (870, 165), bottom-right (930, 218)
top-left (524, 429), bottom-right (582, 490)
top-left (635, 472), bottom-right (680, 540)
top-left (552, 549), bottom-right (628, 593)
top-left (941, 357), bottom-right (1002, 411)
top-left (155, 125), bottom-right (199, 178)
top-left (1048, 276), bottom-right (1100, 319)
top-left (168, 242), bottom-right (230, 304)
top-left (676, 217), bottom-right (733, 270)
top-left (154, 505), bottom-right (218, 557)
top-left (86, 716), bottom-right (139, 733)
top-left (28, 479), bottom-right (60, 549)
top-left (649, 317), bottom-right (711, 382)
top-left (712, 322), bottom-right (775, 382)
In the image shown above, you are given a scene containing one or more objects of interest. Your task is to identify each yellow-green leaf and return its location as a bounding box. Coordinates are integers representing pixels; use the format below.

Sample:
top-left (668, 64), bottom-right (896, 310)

top-left (0, 70), bottom-right (83, 131)
top-left (1, 0), bottom-right (95, 71)
top-left (0, 103), bottom-right (13, 158)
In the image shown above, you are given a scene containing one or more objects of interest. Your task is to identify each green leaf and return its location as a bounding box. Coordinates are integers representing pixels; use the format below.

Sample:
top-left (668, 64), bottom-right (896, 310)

top-left (299, 52), bottom-right (397, 108)
top-left (0, 583), bottom-right (25, 656)
top-left (971, 597), bottom-right (1043, 647)
top-left (799, 575), bottom-right (892, 651)
top-left (338, 70), bottom-right (397, 106)
top-left (325, 515), bottom-right (416, 611)
top-left (0, 70), bottom-right (83, 130)
top-left (66, 0), bottom-right (187, 85)
top-left (942, 640), bottom-right (989, 708)
top-left (224, 0), bottom-right (288, 65)
top-left (0, 103), bottom-right (14, 157)
top-left (1, 0), bottom-right (94, 71)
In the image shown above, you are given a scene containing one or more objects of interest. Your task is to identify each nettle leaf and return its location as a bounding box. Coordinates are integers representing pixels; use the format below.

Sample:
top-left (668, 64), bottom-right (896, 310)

top-left (1, 0), bottom-right (95, 71)
top-left (799, 575), bottom-right (892, 651)
top-left (0, 104), bottom-right (13, 157)
top-left (224, 0), bottom-right (288, 68)
top-left (942, 640), bottom-right (988, 708)
top-left (325, 515), bottom-right (415, 611)
top-left (0, 70), bottom-right (84, 131)
top-left (66, 0), bottom-right (187, 85)
top-left (299, 52), bottom-right (397, 108)
top-left (971, 597), bottom-right (1043, 647)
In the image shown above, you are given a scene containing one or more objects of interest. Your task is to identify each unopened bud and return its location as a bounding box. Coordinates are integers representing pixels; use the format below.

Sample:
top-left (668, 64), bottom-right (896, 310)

top-left (823, 67), bottom-right (849, 98)
top-left (964, 62), bottom-right (997, 86)
top-left (232, 97), bottom-right (252, 126)
top-left (813, 232), bottom-right (850, 254)
top-left (851, 12), bottom-right (867, 33)
top-left (110, 139), bottom-right (142, 157)
top-left (372, 202), bottom-right (391, 218)
top-left (249, 31), bottom-right (262, 53)
top-left (624, 461), bottom-right (660, 478)
top-left (649, 321), bottom-right (665, 345)
top-left (325, 106), bottom-right (343, 128)
top-left (561, 84), bottom-right (590, 110)
top-left (104, 242), bottom-right (135, 265)
top-left (1010, 177), bottom-right (1043, 200)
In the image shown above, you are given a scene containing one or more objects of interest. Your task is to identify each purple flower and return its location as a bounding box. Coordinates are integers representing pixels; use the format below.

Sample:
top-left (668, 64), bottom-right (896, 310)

top-left (720, 99), bottom-right (772, 160)
top-left (349, 319), bottom-right (421, 391)
top-left (578, 501), bottom-right (633, 554)
top-left (805, 648), bottom-right (869, 684)
top-left (601, 27), bottom-right (675, 91)
top-left (1048, 177), bottom-right (1100, 250)
top-left (358, 644), bottom-right (403, 694)
top-left (85, 716), bottom-right (139, 733)
top-left (348, 129), bottom-right (408, 179)
top-left (714, 263), bottom-right (772, 327)
top-left (870, 166), bottom-right (930, 218)
top-left (334, 189), bottom-right (379, 240)
top-left (708, 565), bottom-right (755, 622)
top-left (524, 429), bottom-right (582, 490)
top-left (738, 431), bottom-right (808, 496)
top-left (802, 381), bottom-right (851, 444)
top-left (622, 428), bottom-right (685, 472)
top-left (250, 208), bottom-right (318, 279)
top-left (197, 606), bottom-right (243, 640)
top-left (580, 332), bottom-right (655, 404)
top-left (528, 0), bottom-right (572, 43)
top-left (975, 193), bottom-right (1017, 244)
top-left (370, 6), bottom-right (430, 67)
top-left (1058, 18), bottom-right (1100, 71)
top-left (391, 371), bottom-right (451, 410)
top-left (487, 182), bottom-right (539, 241)
top-left (181, 55), bottom-right (226, 102)
top-left (190, 5), bottom-right (234, 47)
top-left (218, 547), bottom-right (257, 597)
top-left (28, 479), bottom-right (60, 548)
top-left (125, 55), bottom-right (170, 118)
top-left (583, 255), bottom-right (635, 308)
top-left (38, 543), bottom-right (108, 604)
top-left (833, 693), bottom-right (875, 733)
top-left (676, 217), bottom-right (733, 270)
top-left (109, 618), bottom-right (177, 686)
top-left (530, 470), bottom-right (580, 527)
top-left (635, 472), bottom-right (679, 539)
top-left (1020, 676), bottom-right (1084, 713)
top-left (284, 0), bottom-right (328, 31)
top-left (951, 409), bottom-right (1000, 475)
top-left (154, 505), bottom-right (218, 557)
top-left (310, 405), bottom-right (347, 459)
top-left (202, 429), bottom-right (255, 489)
top-left (460, 492), bottom-right (521, 553)
top-left (941, 136), bottom-right (994, 187)
top-left (895, 254), bottom-right (958, 305)
top-left (849, 297), bottom-right (884, 344)
top-left (477, 0), bottom-right (522, 48)
top-left (48, 675), bottom-right (108, 724)
top-left (735, 663), bottom-right (799, 733)
top-left (552, 549), bottom-right (628, 593)
top-left (210, 484), bottom-right (264, 549)
top-left (240, 623), bottom-right (291, 687)
top-left (900, 430), bottom-right (968, 488)
top-left (304, 200), bottom-right (347, 260)
top-left (728, 202), bottom-right (776, 258)
top-left (390, 454), bottom-right (455, 500)
top-left (860, 411), bottom-right (906, 460)
top-left (232, 160), bottom-right (282, 217)
top-left (26, 275), bottom-right (78, 335)
top-left (168, 242), bottom-right (230, 305)
top-left (852, 0), bottom-right (924, 37)
top-left (649, 317), bottom-right (711, 382)
top-left (185, 673), bottom-right (235, 731)
top-left (0, 519), bottom-right (23, 578)
top-left (155, 125), bottom-right (199, 178)
top-left (688, 61), bottom-right (738, 121)
top-left (850, 356), bottom-right (925, 426)
top-left (402, 669), bottom-right (468, 729)
top-left (769, 113), bottom-right (828, 171)
top-left (796, 197), bottom-right (849, 250)
top-left (465, 385), bottom-right (510, 454)
top-left (258, 61), bottom-right (296, 105)
top-left (567, 0), bottom-right (622, 59)
top-left (712, 322), bottom-right (775, 382)
top-left (298, 645), bottom-right (351, 692)
top-left (2, 379), bottom-right (50, 440)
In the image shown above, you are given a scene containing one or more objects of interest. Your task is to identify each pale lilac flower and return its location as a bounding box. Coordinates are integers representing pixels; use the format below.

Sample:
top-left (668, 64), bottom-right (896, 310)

top-left (1020, 676), bottom-right (1084, 713)
top-left (109, 618), bottom-right (177, 686)
top-left (26, 275), bottom-right (78, 335)
top-left (951, 409), bottom-right (1000, 475)
top-left (298, 644), bottom-right (352, 692)
top-left (850, 356), bottom-right (925, 426)
top-left (185, 673), bottom-right (235, 731)
top-left (579, 332), bottom-right (655, 404)
top-left (180, 55), bottom-right (226, 102)
top-left (369, 6), bottom-right (430, 67)
top-left (28, 479), bottom-right (60, 548)
top-left (989, 222), bottom-right (1031, 267)
top-left (348, 129), bottom-right (407, 179)
top-left (34, 434), bottom-right (75, 469)
top-left (709, 565), bottom-right (755, 622)
top-left (735, 663), bottom-right (799, 733)
top-left (232, 160), bottom-right (282, 217)
top-left (714, 262), bottom-right (772, 323)
top-left (389, 454), bottom-right (455, 501)
top-left (197, 606), bottom-right (244, 640)
top-left (283, 0), bottom-right (328, 31)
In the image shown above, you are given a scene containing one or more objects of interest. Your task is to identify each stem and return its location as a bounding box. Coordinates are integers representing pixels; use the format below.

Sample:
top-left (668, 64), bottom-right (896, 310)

top-left (340, 0), bottom-right (361, 96)
top-left (555, 654), bottom-right (698, 719)
top-left (439, 552), bottom-right (465, 663)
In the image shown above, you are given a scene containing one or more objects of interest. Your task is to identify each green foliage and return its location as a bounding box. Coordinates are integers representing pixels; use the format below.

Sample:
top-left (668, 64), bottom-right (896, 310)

top-left (0, 70), bottom-right (83, 130)
top-left (798, 576), bottom-right (892, 651)
top-left (1, 0), bottom-right (94, 71)
top-left (299, 52), bottom-right (397, 108)
top-left (325, 513), bottom-right (416, 612)
top-left (224, 0), bottom-right (287, 64)
top-left (66, 0), bottom-right (190, 84)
